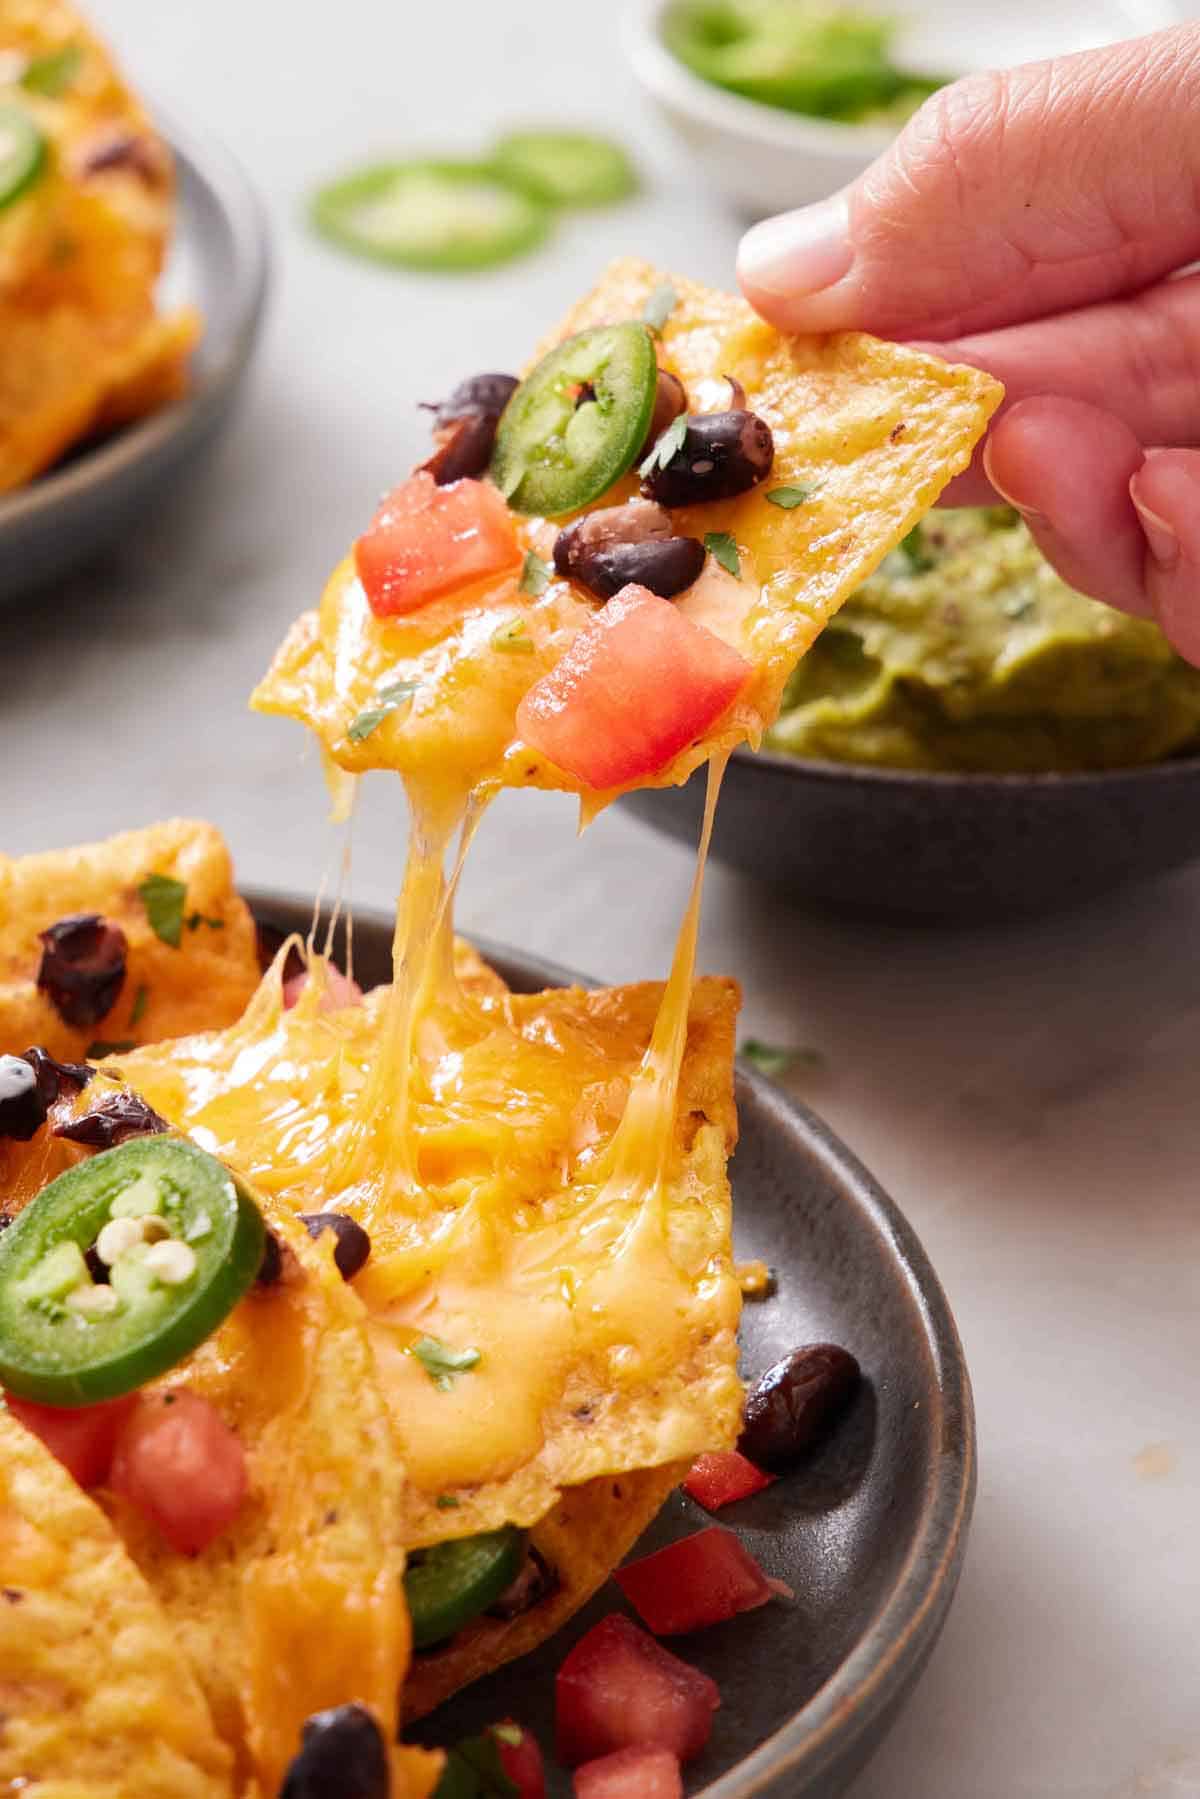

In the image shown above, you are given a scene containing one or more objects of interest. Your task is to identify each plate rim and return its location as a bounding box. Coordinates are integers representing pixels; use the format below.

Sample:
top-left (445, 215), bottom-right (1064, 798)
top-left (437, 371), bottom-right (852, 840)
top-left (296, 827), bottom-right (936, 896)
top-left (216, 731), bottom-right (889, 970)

top-left (244, 887), bottom-right (977, 1795)
top-left (0, 105), bottom-right (269, 535)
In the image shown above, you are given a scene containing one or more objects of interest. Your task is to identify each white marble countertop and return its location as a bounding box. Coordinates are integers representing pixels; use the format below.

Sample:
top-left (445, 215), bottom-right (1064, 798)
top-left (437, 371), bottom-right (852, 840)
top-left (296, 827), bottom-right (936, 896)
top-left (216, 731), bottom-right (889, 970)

top-left (4, 2), bottom-right (1197, 1793)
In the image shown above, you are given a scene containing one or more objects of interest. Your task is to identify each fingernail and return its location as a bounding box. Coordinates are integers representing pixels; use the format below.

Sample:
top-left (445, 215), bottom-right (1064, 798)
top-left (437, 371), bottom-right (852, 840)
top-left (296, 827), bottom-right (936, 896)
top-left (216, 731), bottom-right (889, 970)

top-left (981, 438), bottom-right (1048, 528)
top-left (1130, 475), bottom-right (1181, 570)
top-left (738, 194), bottom-right (853, 299)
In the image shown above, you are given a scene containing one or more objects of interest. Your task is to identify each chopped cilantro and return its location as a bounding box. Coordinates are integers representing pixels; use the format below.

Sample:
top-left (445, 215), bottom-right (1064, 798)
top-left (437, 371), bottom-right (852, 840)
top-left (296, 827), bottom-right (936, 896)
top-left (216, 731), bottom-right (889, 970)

top-left (20, 45), bottom-right (83, 96)
top-left (129, 984), bottom-right (149, 1028)
top-left (766, 485), bottom-right (812, 509)
top-left (433, 1734), bottom-right (518, 1799)
top-left (492, 619), bottom-right (535, 654)
top-left (518, 551), bottom-right (551, 598)
top-left (411, 1334), bottom-right (481, 1391)
top-left (899, 524), bottom-right (935, 573)
top-left (490, 1724), bottom-right (522, 1749)
top-left (435, 1493), bottom-right (462, 1510)
top-left (138, 873), bottom-right (187, 948)
top-left (642, 282), bottom-right (677, 336)
top-left (704, 531), bottom-right (740, 578)
top-left (185, 912), bottom-right (224, 933)
top-left (639, 410), bottom-right (688, 479)
top-left (347, 679), bottom-right (419, 744)
top-left (740, 1039), bottom-right (826, 1078)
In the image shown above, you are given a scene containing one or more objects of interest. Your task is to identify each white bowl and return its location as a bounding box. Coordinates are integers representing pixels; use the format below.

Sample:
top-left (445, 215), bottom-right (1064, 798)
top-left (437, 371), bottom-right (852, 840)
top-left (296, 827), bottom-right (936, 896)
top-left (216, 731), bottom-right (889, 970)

top-left (624, 0), bottom-right (1183, 218)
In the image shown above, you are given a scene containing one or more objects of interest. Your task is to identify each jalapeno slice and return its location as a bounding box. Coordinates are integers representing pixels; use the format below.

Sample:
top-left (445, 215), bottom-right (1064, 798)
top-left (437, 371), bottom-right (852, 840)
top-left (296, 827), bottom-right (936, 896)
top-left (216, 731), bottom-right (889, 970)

top-left (405, 1525), bottom-right (526, 1649)
top-left (491, 322), bottom-right (658, 518)
top-left (311, 159), bottom-right (552, 272)
top-left (0, 1136), bottom-right (265, 1406)
top-left (0, 104), bottom-right (46, 211)
top-left (491, 130), bottom-right (638, 206)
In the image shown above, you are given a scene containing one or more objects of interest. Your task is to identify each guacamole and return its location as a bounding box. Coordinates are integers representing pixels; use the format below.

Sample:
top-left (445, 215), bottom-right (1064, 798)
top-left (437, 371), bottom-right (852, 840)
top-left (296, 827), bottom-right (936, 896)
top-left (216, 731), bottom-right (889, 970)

top-left (662, 1), bottom-right (946, 126)
top-left (766, 509), bottom-right (1200, 773)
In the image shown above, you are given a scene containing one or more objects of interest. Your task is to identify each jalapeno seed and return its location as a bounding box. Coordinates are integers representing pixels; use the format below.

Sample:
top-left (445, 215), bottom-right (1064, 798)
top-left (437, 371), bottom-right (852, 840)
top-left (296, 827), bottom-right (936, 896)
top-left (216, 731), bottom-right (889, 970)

top-left (738, 1343), bottom-right (861, 1472)
top-left (280, 1703), bottom-right (389, 1799)
top-left (0, 1055), bottom-right (47, 1141)
top-left (36, 914), bottom-right (127, 1028)
top-left (641, 407), bottom-right (774, 508)
top-left (553, 500), bottom-right (706, 602)
top-left (299, 1211), bottom-right (371, 1280)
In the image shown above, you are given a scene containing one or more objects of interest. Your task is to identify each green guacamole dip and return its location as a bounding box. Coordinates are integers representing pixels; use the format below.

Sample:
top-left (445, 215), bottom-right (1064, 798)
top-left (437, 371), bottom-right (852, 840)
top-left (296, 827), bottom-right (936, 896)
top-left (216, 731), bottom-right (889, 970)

top-left (766, 509), bottom-right (1200, 773)
top-left (662, 1), bottom-right (945, 126)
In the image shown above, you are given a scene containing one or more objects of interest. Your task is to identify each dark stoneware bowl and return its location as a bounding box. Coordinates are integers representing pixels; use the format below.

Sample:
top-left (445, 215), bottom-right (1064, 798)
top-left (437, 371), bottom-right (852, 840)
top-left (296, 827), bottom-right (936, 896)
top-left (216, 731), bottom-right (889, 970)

top-left (0, 112), bottom-right (267, 605)
top-left (250, 894), bottom-right (976, 1797)
top-left (620, 745), bottom-right (1200, 921)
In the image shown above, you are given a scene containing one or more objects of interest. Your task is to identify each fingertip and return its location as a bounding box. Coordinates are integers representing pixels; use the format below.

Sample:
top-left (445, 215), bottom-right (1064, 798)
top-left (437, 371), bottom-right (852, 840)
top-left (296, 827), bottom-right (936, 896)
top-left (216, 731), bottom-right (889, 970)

top-left (736, 194), bottom-right (855, 331)
top-left (1129, 450), bottom-right (1200, 665)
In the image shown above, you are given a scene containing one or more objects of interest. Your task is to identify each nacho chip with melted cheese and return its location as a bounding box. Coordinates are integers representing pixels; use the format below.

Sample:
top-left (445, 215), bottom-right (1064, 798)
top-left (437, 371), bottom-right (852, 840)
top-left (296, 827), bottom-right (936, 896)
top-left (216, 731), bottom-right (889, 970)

top-left (253, 257), bottom-right (1001, 798)
top-left (0, 820), bottom-right (261, 1063)
top-left (0, 0), bottom-right (200, 492)
top-left (0, 1407), bottom-right (234, 1798)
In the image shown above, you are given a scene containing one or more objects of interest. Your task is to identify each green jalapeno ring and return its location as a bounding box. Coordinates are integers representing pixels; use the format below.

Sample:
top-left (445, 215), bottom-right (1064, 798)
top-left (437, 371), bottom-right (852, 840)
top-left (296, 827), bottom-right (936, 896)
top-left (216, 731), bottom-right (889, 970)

top-left (0, 1136), bottom-right (265, 1407)
top-left (405, 1525), bottom-right (526, 1649)
top-left (490, 321), bottom-right (658, 518)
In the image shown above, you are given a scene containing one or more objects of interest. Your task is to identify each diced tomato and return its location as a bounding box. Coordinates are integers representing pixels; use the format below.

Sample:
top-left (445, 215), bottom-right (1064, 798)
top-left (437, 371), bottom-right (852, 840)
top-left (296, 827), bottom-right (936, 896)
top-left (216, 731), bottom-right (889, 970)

top-left (574, 1745), bottom-right (683, 1799)
top-left (110, 1390), bottom-right (247, 1555)
top-left (614, 1527), bottom-right (774, 1636)
top-left (491, 1721), bottom-right (546, 1798)
top-left (515, 584), bottom-right (750, 790)
top-left (6, 1392), bottom-right (137, 1489)
top-left (355, 472), bottom-right (521, 617)
top-left (556, 1613), bottom-right (719, 1767)
top-left (282, 966), bottom-right (363, 1012)
top-left (683, 1449), bottom-right (776, 1511)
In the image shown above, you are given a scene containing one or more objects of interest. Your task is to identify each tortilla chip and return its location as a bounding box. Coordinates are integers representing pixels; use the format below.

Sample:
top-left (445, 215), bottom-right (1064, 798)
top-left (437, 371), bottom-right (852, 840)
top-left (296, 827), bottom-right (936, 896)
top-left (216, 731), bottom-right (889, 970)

top-left (403, 1461), bottom-right (687, 1722)
top-left (109, 960), bottom-right (743, 1546)
top-left (0, 819), bottom-right (260, 1062)
top-left (253, 259), bottom-right (1001, 797)
top-left (101, 1211), bottom-right (440, 1799)
top-left (0, 1408), bottom-right (233, 1797)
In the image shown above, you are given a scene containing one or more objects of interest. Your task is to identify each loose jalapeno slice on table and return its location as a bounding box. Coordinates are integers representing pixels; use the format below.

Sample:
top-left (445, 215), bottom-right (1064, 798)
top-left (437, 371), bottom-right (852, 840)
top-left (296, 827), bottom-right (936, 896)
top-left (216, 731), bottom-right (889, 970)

top-left (0, 104), bottom-right (47, 211)
top-left (491, 321), bottom-right (658, 517)
top-left (310, 158), bottom-right (552, 272)
top-left (492, 130), bottom-right (638, 206)
top-left (405, 1524), bottom-right (526, 1649)
top-left (0, 1135), bottom-right (265, 1406)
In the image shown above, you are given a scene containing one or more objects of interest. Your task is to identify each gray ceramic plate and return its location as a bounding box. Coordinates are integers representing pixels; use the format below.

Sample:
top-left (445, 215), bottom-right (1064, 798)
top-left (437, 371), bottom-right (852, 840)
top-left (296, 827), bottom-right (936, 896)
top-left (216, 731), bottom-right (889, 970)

top-left (621, 745), bottom-right (1200, 922)
top-left (249, 892), bottom-right (975, 1798)
top-left (0, 112), bottom-right (267, 604)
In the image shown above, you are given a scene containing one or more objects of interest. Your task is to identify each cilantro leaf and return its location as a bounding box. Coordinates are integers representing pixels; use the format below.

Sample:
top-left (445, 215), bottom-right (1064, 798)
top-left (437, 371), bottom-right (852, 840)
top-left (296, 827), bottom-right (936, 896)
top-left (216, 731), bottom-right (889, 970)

top-left (129, 984), bottom-right (149, 1027)
top-left (411, 1334), bottom-right (481, 1391)
top-left (20, 45), bottom-right (83, 96)
top-left (84, 1039), bottom-right (135, 1059)
top-left (704, 531), bottom-right (740, 578)
top-left (433, 1733), bottom-right (519, 1799)
top-left (347, 679), bottom-right (419, 744)
top-left (740, 1039), bottom-right (826, 1078)
top-left (766, 485), bottom-right (812, 510)
top-left (492, 619), bottom-right (535, 654)
top-left (435, 1493), bottom-right (461, 1509)
top-left (518, 551), bottom-right (551, 598)
top-left (639, 410), bottom-right (688, 479)
top-left (642, 282), bottom-right (677, 336)
top-left (899, 524), bottom-right (935, 573)
top-left (138, 874), bottom-right (187, 948)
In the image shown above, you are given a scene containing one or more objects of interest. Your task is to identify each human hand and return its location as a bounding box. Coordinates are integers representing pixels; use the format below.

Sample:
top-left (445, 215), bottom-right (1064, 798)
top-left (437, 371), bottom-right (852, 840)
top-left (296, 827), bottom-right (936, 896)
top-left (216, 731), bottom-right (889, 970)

top-left (736, 26), bottom-right (1200, 663)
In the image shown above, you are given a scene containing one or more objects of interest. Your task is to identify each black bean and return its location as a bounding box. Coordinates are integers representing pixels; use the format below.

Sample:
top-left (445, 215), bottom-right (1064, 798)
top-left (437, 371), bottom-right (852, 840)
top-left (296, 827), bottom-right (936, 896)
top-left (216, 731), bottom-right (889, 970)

top-left (419, 410), bottom-right (499, 486)
top-left (427, 372), bottom-right (518, 432)
top-left (257, 1231), bottom-right (284, 1286)
top-left (0, 1055), bottom-right (47, 1141)
top-left (300, 1212), bottom-right (371, 1280)
top-left (738, 1343), bottom-right (861, 1472)
top-left (36, 914), bottom-right (127, 1028)
top-left (55, 1090), bottom-right (169, 1149)
top-left (23, 1046), bottom-right (94, 1108)
top-left (638, 369), bottom-right (688, 459)
top-left (279, 1703), bottom-right (389, 1799)
top-left (641, 409), bottom-right (774, 508)
top-left (554, 500), bottom-right (705, 602)
top-left (486, 1543), bottom-right (560, 1621)
top-left (80, 130), bottom-right (170, 185)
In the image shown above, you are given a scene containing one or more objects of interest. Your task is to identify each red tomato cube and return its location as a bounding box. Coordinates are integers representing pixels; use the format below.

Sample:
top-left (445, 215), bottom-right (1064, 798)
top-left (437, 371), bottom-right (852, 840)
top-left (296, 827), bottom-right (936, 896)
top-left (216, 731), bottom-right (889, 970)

top-left (516, 584), bottom-right (751, 790)
top-left (6, 1392), bottom-right (136, 1488)
top-left (614, 1527), bottom-right (774, 1636)
top-left (492, 1721), bottom-right (546, 1797)
top-left (282, 965), bottom-right (363, 1013)
top-left (574, 1746), bottom-right (683, 1799)
top-left (683, 1450), bottom-right (776, 1511)
top-left (110, 1390), bottom-right (247, 1555)
top-left (355, 472), bottom-right (521, 617)
top-left (556, 1613), bottom-right (719, 1767)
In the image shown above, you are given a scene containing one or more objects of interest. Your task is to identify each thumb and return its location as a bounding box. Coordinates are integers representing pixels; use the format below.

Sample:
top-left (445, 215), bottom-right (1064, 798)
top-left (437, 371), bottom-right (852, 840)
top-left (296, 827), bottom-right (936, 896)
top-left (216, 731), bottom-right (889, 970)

top-left (737, 25), bottom-right (1200, 341)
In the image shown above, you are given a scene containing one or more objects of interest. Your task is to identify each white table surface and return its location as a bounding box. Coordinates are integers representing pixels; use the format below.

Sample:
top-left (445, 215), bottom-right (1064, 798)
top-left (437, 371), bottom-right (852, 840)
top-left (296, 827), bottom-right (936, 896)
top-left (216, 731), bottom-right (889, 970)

top-left (6, 3), bottom-right (1199, 1794)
